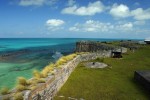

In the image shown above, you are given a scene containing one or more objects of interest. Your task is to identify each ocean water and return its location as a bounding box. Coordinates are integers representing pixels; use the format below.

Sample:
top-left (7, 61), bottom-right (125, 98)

top-left (0, 38), bottom-right (141, 89)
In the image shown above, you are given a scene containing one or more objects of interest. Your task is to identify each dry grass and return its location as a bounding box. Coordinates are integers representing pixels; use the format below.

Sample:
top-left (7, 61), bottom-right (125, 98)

top-left (17, 77), bottom-right (29, 86)
top-left (33, 70), bottom-right (44, 79)
top-left (41, 64), bottom-right (54, 77)
top-left (16, 85), bottom-right (27, 92)
top-left (29, 85), bottom-right (37, 90)
top-left (55, 54), bottom-right (77, 67)
top-left (0, 87), bottom-right (10, 95)
top-left (36, 78), bottom-right (46, 83)
top-left (13, 92), bottom-right (23, 100)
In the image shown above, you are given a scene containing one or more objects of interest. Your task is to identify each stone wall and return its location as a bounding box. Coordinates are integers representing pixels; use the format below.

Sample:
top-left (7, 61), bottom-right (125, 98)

top-left (75, 41), bottom-right (126, 53)
top-left (24, 51), bottom-right (112, 100)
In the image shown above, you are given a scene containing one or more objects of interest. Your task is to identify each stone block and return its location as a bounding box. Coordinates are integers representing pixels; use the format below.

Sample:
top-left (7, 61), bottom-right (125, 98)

top-left (134, 71), bottom-right (150, 92)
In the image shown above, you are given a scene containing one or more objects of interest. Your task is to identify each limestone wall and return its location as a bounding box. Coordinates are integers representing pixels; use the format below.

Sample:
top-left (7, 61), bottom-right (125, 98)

top-left (76, 41), bottom-right (119, 52)
top-left (24, 51), bottom-right (111, 100)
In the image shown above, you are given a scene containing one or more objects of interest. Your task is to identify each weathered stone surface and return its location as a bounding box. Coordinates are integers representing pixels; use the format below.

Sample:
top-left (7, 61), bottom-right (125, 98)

top-left (134, 71), bottom-right (150, 92)
top-left (76, 41), bottom-right (119, 52)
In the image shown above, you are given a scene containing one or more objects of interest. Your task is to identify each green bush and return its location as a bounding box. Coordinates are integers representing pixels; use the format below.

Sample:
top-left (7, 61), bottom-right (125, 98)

top-left (0, 87), bottom-right (10, 95)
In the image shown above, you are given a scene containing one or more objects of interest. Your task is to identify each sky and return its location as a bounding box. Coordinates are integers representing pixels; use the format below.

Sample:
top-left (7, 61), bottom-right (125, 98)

top-left (0, 0), bottom-right (150, 39)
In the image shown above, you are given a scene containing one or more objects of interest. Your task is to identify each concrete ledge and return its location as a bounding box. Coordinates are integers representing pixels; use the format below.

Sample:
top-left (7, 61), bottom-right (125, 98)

top-left (134, 71), bottom-right (150, 92)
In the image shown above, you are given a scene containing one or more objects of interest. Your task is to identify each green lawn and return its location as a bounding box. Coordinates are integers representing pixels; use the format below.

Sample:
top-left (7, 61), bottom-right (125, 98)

top-left (54, 46), bottom-right (150, 100)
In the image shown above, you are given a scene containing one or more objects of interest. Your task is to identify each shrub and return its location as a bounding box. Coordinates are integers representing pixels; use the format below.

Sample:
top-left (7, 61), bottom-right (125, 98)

top-left (17, 77), bottom-right (29, 86)
top-left (55, 57), bottom-right (67, 66)
top-left (41, 64), bottom-right (54, 77)
top-left (55, 53), bottom-right (77, 67)
top-left (36, 78), bottom-right (45, 83)
top-left (28, 78), bottom-right (45, 85)
top-left (0, 87), bottom-right (10, 95)
top-left (33, 70), bottom-right (43, 79)
top-left (16, 85), bottom-right (26, 92)
top-left (13, 93), bottom-right (23, 100)
top-left (29, 85), bottom-right (37, 90)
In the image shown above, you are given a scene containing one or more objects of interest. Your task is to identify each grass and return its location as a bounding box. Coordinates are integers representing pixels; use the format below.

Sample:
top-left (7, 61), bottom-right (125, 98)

top-left (0, 87), bottom-right (10, 95)
top-left (54, 46), bottom-right (150, 100)
top-left (33, 70), bottom-right (44, 79)
top-left (16, 85), bottom-right (27, 92)
top-left (17, 77), bottom-right (29, 86)
top-left (13, 92), bottom-right (23, 100)
top-left (55, 54), bottom-right (77, 67)
top-left (41, 64), bottom-right (54, 77)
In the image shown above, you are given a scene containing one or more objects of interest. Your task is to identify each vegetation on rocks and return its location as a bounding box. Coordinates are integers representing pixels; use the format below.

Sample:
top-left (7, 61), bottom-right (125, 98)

top-left (13, 92), bottom-right (23, 100)
top-left (0, 87), bottom-right (10, 95)
top-left (0, 53), bottom-right (79, 100)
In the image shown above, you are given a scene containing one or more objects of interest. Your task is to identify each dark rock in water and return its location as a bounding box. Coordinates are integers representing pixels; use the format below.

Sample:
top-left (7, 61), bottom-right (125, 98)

top-left (134, 71), bottom-right (150, 92)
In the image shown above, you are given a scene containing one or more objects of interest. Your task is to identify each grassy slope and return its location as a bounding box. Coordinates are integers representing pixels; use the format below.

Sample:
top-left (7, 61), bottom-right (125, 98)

top-left (54, 46), bottom-right (150, 100)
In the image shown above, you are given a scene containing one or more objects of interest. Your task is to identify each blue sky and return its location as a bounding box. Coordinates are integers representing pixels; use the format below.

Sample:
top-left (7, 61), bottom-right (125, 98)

top-left (0, 0), bottom-right (150, 39)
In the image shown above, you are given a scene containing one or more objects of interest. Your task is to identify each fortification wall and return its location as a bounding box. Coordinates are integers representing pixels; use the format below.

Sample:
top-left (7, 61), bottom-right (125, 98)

top-left (24, 51), bottom-right (111, 100)
top-left (76, 41), bottom-right (128, 54)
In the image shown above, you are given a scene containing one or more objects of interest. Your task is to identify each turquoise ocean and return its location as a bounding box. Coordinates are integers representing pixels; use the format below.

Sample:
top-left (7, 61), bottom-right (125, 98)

top-left (0, 38), bottom-right (142, 89)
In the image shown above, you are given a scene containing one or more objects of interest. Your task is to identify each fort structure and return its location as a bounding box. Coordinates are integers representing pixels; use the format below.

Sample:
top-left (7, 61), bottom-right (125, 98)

top-left (0, 41), bottom-right (128, 100)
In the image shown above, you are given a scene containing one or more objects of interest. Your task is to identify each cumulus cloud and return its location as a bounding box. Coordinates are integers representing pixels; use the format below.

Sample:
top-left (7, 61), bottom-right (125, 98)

top-left (18, 0), bottom-right (58, 6)
top-left (109, 4), bottom-right (130, 18)
top-left (116, 22), bottom-right (133, 31)
top-left (109, 3), bottom-right (150, 20)
top-left (62, 1), bottom-right (105, 16)
top-left (46, 19), bottom-right (65, 31)
top-left (69, 20), bottom-right (133, 33)
top-left (131, 8), bottom-right (150, 20)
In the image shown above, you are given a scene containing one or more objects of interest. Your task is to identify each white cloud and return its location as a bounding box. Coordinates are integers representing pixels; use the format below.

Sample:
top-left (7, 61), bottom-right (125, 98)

top-left (62, 1), bottom-right (105, 16)
top-left (131, 8), bottom-right (150, 20)
top-left (116, 22), bottom-right (133, 31)
top-left (46, 19), bottom-right (65, 31)
top-left (18, 0), bottom-right (58, 6)
top-left (67, 0), bottom-right (76, 6)
top-left (110, 4), bottom-right (130, 18)
top-left (69, 27), bottom-right (79, 31)
top-left (109, 3), bottom-right (150, 21)
top-left (69, 20), bottom-right (133, 33)
top-left (133, 20), bottom-right (145, 25)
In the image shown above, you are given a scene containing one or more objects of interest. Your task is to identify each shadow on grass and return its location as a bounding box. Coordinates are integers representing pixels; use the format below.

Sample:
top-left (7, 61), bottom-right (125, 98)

top-left (130, 78), bottom-right (150, 99)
